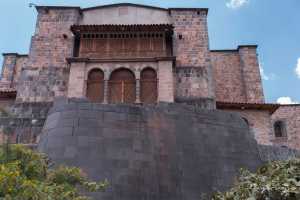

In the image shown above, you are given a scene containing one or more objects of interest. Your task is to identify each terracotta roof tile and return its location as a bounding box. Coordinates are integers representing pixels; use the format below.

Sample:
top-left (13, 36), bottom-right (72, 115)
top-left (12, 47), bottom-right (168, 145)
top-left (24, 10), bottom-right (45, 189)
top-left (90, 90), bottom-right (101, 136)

top-left (216, 101), bottom-right (280, 114)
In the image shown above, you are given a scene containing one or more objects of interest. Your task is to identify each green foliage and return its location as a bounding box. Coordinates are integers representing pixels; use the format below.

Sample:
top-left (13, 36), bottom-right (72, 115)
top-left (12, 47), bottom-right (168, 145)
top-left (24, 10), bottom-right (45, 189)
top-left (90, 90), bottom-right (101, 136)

top-left (0, 107), bottom-right (9, 117)
top-left (212, 159), bottom-right (300, 200)
top-left (0, 145), bottom-right (108, 200)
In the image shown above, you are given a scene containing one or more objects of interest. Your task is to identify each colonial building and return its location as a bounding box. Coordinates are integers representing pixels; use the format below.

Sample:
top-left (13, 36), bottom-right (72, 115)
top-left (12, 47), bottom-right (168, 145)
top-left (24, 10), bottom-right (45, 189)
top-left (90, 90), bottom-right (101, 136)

top-left (0, 3), bottom-right (299, 149)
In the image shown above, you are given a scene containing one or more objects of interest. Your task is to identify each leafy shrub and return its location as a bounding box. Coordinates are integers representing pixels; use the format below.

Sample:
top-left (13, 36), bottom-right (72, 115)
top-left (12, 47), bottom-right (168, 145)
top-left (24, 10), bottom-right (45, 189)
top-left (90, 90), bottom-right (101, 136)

top-left (0, 145), bottom-right (108, 200)
top-left (212, 159), bottom-right (300, 200)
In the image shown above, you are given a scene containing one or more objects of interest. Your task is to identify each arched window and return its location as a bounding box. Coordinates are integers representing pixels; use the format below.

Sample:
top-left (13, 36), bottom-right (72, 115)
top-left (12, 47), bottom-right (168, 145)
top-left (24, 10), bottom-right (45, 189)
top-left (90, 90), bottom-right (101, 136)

top-left (140, 68), bottom-right (158, 104)
top-left (109, 68), bottom-right (136, 103)
top-left (86, 69), bottom-right (104, 103)
top-left (274, 121), bottom-right (286, 138)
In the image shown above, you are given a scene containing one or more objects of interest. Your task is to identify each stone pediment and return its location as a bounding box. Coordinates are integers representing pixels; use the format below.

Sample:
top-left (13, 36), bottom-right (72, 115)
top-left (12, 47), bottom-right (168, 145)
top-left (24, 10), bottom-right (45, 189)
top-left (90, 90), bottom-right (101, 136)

top-left (79, 3), bottom-right (171, 25)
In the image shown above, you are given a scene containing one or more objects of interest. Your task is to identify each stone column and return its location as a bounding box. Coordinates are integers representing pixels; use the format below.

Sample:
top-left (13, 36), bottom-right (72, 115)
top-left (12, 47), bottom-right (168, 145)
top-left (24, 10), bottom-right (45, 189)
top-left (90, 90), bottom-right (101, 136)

top-left (135, 79), bottom-right (141, 104)
top-left (103, 79), bottom-right (109, 104)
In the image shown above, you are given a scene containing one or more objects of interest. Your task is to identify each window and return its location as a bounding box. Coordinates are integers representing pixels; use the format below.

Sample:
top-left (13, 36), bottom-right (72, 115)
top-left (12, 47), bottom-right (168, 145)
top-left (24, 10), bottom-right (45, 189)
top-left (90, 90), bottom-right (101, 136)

top-left (86, 69), bottom-right (104, 103)
top-left (274, 121), bottom-right (287, 138)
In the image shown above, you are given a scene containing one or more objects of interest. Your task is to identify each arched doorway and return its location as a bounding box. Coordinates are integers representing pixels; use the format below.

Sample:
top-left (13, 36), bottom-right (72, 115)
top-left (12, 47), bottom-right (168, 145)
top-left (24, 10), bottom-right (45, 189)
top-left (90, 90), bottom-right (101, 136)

top-left (86, 69), bottom-right (104, 103)
top-left (140, 68), bottom-right (158, 104)
top-left (109, 68), bottom-right (136, 103)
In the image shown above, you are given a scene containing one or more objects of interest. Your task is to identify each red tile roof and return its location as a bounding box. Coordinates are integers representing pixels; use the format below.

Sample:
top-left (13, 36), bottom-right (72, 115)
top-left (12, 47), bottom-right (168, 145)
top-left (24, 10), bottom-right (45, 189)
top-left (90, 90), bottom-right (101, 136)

top-left (216, 101), bottom-right (280, 114)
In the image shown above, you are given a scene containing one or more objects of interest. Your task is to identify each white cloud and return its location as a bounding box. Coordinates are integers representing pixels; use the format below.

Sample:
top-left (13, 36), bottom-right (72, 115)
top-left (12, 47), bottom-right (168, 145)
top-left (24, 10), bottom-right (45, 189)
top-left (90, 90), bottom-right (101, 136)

top-left (259, 63), bottom-right (276, 81)
top-left (226, 0), bottom-right (249, 9)
top-left (277, 97), bottom-right (299, 105)
top-left (295, 58), bottom-right (300, 79)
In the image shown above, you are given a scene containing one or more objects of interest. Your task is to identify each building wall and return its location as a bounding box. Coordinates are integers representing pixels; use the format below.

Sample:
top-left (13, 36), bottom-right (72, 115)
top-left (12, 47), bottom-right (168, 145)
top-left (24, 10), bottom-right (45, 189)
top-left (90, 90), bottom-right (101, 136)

top-left (0, 54), bottom-right (28, 89)
top-left (67, 60), bottom-right (174, 103)
top-left (272, 105), bottom-right (300, 150)
top-left (2, 5), bottom-right (263, 106)
top-left (239, 46), bottom-right (264, 103)
top-left (221, 109), bottom-right (273, 145)
top-left (16, 7), bottom-right (80, 102)
top-left (0, 54), bottom-right (17, 88)
top-left (170, 9), bottom-right (214, 102)
top-left (211, 46), bottom-right (264, 103)
top-left (80, 5), bottom-right (171, 25)
top-left (211, 51), bottom-right (246, 102)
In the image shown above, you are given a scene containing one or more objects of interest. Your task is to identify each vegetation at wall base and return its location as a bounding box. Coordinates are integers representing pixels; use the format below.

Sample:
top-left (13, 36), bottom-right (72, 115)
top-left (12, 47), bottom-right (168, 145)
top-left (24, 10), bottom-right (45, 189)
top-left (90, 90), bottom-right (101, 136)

top-left (212, 159), bottom-right (300, 200)
top-left (0, 145), bottom-right (108, 200)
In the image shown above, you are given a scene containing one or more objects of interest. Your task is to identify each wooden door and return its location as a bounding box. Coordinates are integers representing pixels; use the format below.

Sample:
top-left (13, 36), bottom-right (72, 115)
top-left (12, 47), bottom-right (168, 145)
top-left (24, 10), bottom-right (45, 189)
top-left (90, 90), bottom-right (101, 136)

top-left (109, 69), bottom-right (136, 103)
top-left (140, 68), bottom-right (157, 104)
top-left (86, 69), bottom-right (104, 103)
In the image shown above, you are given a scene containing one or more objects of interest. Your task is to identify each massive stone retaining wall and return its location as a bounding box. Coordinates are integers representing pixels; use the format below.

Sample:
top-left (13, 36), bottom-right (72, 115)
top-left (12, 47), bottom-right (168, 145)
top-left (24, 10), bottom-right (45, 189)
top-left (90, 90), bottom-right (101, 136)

top-left (38, 100), bottom-right (263, 200)
top-left (0, 102), bottom-right (52, 144)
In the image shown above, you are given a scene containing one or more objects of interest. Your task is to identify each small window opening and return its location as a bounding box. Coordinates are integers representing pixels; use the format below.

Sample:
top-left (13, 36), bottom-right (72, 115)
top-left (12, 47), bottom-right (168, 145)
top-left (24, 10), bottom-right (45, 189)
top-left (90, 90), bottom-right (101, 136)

top-left (274, 121), bottom-right (287, 138)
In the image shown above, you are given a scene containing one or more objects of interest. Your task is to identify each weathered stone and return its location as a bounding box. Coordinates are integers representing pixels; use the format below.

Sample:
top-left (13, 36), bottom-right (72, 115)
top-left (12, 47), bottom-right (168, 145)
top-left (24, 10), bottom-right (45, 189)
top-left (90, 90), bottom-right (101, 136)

top-left (39, 101), bottom-right (264, 200)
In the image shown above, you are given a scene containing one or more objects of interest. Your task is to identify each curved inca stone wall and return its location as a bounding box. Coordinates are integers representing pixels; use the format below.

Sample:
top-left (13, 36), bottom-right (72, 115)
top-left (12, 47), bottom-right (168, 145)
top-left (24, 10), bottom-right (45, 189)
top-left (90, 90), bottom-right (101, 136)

top-left (38, 101), bottom-right (262, 200)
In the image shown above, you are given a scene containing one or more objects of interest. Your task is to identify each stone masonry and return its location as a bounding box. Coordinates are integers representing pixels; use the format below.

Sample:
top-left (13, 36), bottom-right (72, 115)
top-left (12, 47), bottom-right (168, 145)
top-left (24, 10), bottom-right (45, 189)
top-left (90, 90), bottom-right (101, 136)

top-left (39, 100), bottom-right (262, 199)
top-left (170, 9), bottom-right (214, 102)
top-left (0, 53), bottom-right (28, 89)
top-left (0, 4), bottom-right (264, 106)
top-left (211, 46), bottom-right (264, 103)
top-left (272, 105), bottom-right (300, 150)
top-left (16, 7), bottom-right (80, 102)
top-left (222, 109), bottom-right (274, 145)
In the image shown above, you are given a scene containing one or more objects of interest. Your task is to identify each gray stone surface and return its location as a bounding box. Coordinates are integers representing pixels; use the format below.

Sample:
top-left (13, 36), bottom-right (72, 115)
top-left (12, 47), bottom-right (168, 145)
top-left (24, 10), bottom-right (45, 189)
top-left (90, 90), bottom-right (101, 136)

top-left (0, 102), bottom-right (52, 143)
top-left (258, 145), bottom-right (300, 162)
top-left (38, 100), bottom-right (263, 200)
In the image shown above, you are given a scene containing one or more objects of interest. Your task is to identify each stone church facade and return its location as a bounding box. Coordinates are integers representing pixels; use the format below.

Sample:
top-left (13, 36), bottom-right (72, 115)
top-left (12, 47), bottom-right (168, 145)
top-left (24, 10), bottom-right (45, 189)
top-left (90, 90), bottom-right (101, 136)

top-left (0, 3), bottom-right (299, 149)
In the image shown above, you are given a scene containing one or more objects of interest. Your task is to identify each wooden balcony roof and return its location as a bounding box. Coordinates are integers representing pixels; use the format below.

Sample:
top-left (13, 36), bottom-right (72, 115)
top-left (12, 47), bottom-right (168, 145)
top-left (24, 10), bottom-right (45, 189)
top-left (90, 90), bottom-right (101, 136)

top-left (71, 24), bottom-right (174, 34)
top-left (0, 88), bottom-right (17, 99)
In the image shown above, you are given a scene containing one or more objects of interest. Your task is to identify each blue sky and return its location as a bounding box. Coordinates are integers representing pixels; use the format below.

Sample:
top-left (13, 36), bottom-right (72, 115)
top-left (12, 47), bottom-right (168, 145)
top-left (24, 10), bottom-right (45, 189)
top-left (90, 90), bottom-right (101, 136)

top-left (0, 0), bottom-right (299, 103)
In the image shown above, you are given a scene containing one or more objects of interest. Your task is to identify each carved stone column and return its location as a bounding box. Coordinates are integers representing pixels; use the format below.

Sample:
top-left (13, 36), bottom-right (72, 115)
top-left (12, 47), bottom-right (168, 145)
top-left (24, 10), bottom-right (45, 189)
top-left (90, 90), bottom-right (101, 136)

top-left (135, 79), bottom-right (141, 104)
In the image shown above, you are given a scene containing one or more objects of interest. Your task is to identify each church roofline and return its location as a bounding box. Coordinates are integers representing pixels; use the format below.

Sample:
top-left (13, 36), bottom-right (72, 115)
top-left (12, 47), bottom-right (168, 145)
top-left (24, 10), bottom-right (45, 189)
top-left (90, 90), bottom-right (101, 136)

top-left (35, 6), bottom-right (81, 10)
top-left (35, 3), bottom-right (208, 13)
top-left (2, 53), bottom-right (28, 57)
top-left (81, 3), bottom-right (168, 11)
top-left (210, 45), bottom-right (258, 52)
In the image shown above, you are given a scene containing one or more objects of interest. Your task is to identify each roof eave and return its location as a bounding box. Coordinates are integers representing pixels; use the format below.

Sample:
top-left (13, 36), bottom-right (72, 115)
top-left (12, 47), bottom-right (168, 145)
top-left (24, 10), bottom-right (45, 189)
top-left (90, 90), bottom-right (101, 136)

top-left (216, 101), bottom-right (280, 114)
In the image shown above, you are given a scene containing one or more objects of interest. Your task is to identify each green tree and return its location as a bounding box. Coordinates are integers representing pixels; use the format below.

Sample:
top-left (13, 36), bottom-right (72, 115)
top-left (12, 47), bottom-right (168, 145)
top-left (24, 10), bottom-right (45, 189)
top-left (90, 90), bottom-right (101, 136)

top-left (212, 159), bottom-right (300, 200)
top-left (0, 145), bottom-right (108, 200)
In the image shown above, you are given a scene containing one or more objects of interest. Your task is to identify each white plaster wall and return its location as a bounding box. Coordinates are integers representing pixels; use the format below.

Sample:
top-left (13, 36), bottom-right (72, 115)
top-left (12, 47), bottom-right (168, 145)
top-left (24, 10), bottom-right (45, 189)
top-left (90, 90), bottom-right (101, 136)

top-left (80, 6), bottom-right (171, 25)
top-left (158, 61), bottom-right (174, 102)
top-left (68, 62), bottom-right (87, 98)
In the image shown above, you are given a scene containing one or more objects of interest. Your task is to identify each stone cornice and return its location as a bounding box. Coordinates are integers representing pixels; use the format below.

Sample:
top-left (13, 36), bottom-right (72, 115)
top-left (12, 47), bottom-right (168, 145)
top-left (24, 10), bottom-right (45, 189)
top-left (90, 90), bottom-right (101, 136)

top-left (66, 57), bottom-right (176, 63)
